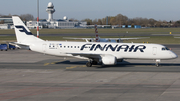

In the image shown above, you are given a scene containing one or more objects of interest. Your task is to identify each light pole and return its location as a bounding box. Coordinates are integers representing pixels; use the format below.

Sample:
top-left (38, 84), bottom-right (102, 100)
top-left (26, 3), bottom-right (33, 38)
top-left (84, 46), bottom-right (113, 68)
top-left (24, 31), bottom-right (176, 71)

top-left (37, 0), bottom-right (39, 38)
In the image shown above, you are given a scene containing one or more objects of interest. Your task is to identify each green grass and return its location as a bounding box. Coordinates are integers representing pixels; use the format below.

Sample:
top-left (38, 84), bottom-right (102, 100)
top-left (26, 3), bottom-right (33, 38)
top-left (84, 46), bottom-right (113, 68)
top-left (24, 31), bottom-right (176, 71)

top-left (1, 28), bottom-right (180, 44)
top-left (123, 36), bottom-right (180, 44)
top-left (39, 36), bottom-right (180, 44)
top-left (1, 36), bottom-right (180, 44)
top-left (0, 28), bottom-right (180, 34)
top-left (0, 36), bottom-right (16, 42)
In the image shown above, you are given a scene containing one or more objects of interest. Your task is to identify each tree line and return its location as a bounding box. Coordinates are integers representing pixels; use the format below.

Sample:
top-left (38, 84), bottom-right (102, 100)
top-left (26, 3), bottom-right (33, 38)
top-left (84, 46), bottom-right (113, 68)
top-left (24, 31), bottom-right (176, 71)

top-left (0, 14), bottom-right (34, 24)
top-left (81, 14), bottom-right (180, 27)
top-left (1, 13), bottom-right (180, 27)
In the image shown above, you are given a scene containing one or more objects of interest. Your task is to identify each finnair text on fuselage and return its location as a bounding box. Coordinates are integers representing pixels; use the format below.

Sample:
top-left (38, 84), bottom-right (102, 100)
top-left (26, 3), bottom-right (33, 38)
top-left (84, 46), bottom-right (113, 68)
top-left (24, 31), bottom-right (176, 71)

top-left (80, 44), bottom-right (146, 52)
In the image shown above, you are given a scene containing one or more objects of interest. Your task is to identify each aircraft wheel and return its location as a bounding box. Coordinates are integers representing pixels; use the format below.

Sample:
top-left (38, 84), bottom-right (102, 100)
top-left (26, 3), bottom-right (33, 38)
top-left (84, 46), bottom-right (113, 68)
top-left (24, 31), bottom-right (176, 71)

top-left (156, 63), bottom-right (159, 67)
top-left (86, 62), bottom-right (92, 67)
top-left (155, 59), bottom-right (160, 67)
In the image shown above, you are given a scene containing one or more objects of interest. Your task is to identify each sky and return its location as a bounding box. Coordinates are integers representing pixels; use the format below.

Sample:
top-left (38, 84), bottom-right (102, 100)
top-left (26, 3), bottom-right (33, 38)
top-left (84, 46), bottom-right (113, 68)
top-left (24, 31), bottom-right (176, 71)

top-left (1, 0), bottom-right (180, 21)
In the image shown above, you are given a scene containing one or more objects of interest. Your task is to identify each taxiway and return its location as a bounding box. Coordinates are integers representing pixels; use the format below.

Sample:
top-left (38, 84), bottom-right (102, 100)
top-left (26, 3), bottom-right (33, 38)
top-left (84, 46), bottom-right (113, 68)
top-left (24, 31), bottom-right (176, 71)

top-left (0, 45), bottom-right (180, 101)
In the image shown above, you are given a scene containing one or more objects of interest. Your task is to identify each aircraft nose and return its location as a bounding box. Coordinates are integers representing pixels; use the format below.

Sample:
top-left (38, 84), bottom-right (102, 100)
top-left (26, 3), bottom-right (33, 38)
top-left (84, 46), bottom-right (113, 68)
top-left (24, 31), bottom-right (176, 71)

top-left (171, 52), bottom-right (178, 59)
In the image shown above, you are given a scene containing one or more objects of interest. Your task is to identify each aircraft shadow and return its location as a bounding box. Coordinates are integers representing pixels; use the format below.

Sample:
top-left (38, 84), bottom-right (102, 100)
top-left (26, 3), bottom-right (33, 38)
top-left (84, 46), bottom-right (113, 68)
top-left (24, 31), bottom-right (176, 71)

top-left (55, 60), bottom-right (87, 65)
top-left (55, 60), bottom-right (180, 68)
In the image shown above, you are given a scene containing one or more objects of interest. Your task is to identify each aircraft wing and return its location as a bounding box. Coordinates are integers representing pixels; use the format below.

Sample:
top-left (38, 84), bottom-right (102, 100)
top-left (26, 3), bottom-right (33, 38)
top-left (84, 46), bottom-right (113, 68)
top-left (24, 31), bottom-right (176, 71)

top-left (67, 52), bottom-right (102, 59)
top-left (67, 52), bottom-right (124, 63)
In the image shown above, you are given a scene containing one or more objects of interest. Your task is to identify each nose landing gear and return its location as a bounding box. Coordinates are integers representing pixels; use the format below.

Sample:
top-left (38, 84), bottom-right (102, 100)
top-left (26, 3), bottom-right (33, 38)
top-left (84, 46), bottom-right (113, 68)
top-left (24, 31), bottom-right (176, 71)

top-left (155, 59), bottom-right (161, 67)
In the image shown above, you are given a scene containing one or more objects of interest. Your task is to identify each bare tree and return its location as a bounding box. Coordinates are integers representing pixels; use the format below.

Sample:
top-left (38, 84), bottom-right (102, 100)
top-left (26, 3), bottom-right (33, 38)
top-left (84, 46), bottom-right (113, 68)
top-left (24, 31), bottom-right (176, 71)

top-left (97, 19), bottom-right (102, 25)
top-left (81, 18), bottom-right (92, 25)
top-left (149, 18), bottom-right (157, 27)
top-left (115, 14), bottom-right (128, 25)
top-left (20, 14), bottom-right (34, 21)
top-left (109, 17), bottom-right (116, 25)
top-left (92, 19), bottom-right (98, 25)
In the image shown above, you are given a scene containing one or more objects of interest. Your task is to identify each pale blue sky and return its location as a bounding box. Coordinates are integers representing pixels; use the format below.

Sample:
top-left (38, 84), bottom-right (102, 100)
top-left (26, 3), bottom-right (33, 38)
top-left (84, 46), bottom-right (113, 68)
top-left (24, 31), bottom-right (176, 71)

top-left (1, 0), bottom-right (180, 21)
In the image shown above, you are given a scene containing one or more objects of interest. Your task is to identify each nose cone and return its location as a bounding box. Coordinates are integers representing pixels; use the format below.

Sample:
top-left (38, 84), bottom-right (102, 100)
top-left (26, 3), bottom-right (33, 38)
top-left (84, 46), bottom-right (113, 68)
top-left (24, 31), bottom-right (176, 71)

top-left (171, 52), bottom-right (178, 59)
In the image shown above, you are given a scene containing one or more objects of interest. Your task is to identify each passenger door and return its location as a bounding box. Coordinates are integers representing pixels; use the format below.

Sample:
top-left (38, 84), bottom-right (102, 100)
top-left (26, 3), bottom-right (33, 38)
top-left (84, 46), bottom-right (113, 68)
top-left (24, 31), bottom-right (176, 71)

top-left (152, 47), bottom-right (157, 55)
top-left (42, 44), bottom-right (47, 53)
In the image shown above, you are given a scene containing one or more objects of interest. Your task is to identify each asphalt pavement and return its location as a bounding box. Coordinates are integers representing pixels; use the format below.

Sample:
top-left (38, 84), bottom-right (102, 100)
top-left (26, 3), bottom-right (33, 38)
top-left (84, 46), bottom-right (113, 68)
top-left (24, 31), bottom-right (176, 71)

top-left (0, 45), bottom-right (180, 101)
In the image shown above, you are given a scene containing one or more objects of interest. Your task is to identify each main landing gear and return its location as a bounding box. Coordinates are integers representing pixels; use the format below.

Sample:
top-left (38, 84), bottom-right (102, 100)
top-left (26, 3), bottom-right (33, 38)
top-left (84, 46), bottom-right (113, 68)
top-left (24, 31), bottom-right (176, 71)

top-left (86, 60), bottom-right (98, 67)
top-left (86, 62), bottom-right (92, 67)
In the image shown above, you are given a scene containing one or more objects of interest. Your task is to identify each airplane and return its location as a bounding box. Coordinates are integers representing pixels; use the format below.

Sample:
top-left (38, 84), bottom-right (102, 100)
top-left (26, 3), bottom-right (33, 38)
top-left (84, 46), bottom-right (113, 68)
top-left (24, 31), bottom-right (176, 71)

top-left (63, 24), bottom-right (149, 43)
top-left (12, 16), bottom-right (177, 67)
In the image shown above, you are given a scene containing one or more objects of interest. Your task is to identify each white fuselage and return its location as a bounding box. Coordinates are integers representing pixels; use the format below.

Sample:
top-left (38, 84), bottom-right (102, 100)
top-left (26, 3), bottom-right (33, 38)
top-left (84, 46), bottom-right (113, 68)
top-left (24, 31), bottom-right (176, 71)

top-left (29, 41), bottom-right (177, 60)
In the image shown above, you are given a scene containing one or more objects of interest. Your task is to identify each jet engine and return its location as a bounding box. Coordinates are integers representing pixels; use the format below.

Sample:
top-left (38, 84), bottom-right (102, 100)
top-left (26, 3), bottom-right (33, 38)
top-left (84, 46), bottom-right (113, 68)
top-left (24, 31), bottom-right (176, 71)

top-left (101, 55), bottom-right (117, 65)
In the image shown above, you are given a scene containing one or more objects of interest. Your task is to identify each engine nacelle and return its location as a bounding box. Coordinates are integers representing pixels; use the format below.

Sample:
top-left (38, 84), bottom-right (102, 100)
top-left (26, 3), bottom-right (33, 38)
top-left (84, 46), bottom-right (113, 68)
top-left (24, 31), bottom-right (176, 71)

top-left (102, 55), bottom-right (117, 65)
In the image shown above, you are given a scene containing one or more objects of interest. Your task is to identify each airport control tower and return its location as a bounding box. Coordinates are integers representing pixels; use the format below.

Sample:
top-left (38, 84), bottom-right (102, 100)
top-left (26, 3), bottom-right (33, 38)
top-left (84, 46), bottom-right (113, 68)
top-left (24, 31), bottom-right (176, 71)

top-left (46, 2), bottom-right (55, 22)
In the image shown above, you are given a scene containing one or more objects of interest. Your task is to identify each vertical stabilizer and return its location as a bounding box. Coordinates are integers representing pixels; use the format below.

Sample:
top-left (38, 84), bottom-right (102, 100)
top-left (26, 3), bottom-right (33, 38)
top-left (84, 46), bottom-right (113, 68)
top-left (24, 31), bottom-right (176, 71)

top-left (12, 16), bottom-right (44, 45)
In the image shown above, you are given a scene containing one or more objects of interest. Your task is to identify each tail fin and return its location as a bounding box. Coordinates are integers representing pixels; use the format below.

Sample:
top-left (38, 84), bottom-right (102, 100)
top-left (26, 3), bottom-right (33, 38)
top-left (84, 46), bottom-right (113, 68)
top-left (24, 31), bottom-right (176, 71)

top-left (12, 16), bottom-right (44, 45)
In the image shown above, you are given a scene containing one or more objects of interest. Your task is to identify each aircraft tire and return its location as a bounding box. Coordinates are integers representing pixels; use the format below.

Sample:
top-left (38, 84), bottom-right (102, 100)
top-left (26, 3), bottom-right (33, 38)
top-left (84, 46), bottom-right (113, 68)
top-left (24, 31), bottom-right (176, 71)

top-left (86, 62), bottom-right (92, 67)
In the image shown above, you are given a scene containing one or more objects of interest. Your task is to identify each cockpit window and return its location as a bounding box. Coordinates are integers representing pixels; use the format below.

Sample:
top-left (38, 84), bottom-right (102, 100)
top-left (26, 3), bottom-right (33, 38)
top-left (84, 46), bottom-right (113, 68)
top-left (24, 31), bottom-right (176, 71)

top-left (162, 47), bottom-right (169, 51)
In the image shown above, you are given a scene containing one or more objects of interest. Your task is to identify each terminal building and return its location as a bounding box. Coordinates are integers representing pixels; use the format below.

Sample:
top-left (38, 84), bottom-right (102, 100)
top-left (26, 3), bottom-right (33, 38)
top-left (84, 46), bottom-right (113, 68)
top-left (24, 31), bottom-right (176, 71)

top-left (26, 2), bottom-right (87, 29)
top-left (27, 16), bottom-right (87, 29)
top-left (0, 2), bottom-right (87, 29)
top-left (0, 17), bottom-right (13, 29)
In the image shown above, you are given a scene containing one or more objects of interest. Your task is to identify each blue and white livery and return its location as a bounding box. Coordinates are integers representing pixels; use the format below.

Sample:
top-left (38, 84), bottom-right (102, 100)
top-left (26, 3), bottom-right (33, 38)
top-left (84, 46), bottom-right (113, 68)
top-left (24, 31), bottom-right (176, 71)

top-left (12, 16), bottom-right (178, 67)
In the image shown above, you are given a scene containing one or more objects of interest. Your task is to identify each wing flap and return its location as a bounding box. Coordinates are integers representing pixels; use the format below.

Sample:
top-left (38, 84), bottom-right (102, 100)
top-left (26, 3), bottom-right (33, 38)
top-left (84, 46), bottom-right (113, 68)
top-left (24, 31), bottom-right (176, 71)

top-left (66, 52), bottom-right (102, 59)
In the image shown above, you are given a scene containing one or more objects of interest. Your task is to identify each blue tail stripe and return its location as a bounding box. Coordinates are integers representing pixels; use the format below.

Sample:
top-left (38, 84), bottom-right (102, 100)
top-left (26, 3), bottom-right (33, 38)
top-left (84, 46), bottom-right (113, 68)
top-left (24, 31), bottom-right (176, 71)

top-left (15, 26), bottom-right (33, 35)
